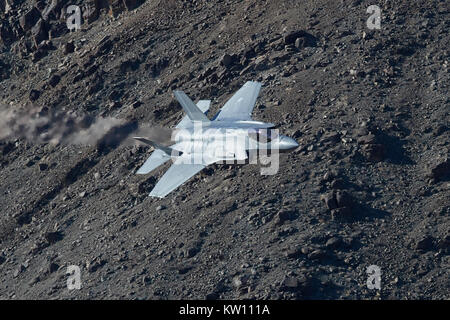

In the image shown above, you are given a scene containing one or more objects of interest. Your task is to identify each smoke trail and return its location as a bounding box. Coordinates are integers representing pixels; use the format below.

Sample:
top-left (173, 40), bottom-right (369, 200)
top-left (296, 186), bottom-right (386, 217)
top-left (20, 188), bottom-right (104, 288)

top-left (132, 124), bottom-right (173, 145)
top-left (0, 104), bottom-right (174, 147)
top-left (0, 104), bottom-right (123, 146)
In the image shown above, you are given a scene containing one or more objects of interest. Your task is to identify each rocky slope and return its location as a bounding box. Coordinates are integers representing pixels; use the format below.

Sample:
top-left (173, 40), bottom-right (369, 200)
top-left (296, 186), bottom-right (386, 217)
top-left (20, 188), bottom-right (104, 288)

top-left (0, 0), bottom-right (448, 299)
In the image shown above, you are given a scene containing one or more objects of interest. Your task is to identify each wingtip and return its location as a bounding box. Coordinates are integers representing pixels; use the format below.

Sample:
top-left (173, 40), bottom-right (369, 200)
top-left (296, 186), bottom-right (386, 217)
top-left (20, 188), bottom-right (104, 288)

top-left (245, 80), bottom-right (262, 86)
top-left (149, 192), bottom-right (166, 199)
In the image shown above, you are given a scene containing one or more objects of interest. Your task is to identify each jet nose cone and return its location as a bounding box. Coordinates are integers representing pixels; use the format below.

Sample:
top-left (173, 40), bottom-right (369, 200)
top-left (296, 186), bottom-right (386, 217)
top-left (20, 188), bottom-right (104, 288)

top-left (279, 136), bottom-right (299, 150)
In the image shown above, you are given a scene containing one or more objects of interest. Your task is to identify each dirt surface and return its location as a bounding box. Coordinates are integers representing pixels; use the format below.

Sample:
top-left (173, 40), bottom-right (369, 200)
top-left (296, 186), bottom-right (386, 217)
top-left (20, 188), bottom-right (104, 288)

top-left (0, 0), bottom-right (448, 299)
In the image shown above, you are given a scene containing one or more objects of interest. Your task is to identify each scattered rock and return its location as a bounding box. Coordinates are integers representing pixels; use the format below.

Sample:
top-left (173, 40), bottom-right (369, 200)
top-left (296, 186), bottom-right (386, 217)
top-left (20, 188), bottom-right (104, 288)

top-left (19, 7), bottom-right (41, 31)
top-left (95, 37), bottom-right (113, 57)
top-left (280, 275), bottom-right (311, 296)
top-left (31, 18), bottom-right (49, 47)
top-left (331, 207), bottom-right (353, 220)
top-left (64, 41), bottom-right (75, 54)
top-left (232, 275), bottom-right (245, 288)
top-left (87, 257), bottom-right (107, 273)
top-left (320, 192), bottom-right (338, 210)
top-left (307, 249), bottom-right (327, 260)
top-left (44, 231), bottom-right (63, 244)
top-left (295, 37), bottom-right (306, 49)
top-left (220, 53), bottom-right (238, 69)
top-left (0, 20), bottom-right (15, 45)
top-left (358, 134), bottom-right (385, 162)
top-left (274, 209), bottom-right (296, 225)
top-left (280, 276), bottom-right (299, 291)
top-left (47, 74), bottom-right (60, 87)
top-left (335, 190), bottom-right (353, 208)
top-left (325, 237), bottom-right (343, 249)
top-left (177, 265), bottom-right (193, 275)
top-left (123, 0), bottom-right (144, 11)
top-left (428, 157), bottom-right (450, 183)
top-left (438, 234), bottom-right (450, 251)
top-left (362, 143), bottom-right (386, 162)
top-left (283, 30), bottom-right (317, 47)
top-left (48, 262), bottom-right (59, 273)
top-left (29, 89), bottom-right (41, 101)
top-left (28, 276), bottom-right (40, 286)
top-left (83, 1), bottom-right (100, 24)
top-left (284, 246), bottom-right (302, 259)
top-left (284, 30), bottom-right (306, 45)
top-left (13, 264), bottom-right (26, 278)
top-left (184, 240), bottom-right (202, 258)
top-left (415, 235), bottom-right (434, 252)
top-left (31, 48), bottom-right (48, 62)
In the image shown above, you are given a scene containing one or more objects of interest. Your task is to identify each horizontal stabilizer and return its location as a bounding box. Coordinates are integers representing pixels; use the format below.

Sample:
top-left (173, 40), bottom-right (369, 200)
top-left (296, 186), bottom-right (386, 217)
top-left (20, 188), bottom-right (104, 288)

top-left (133, 137), bottom-right (175, 156)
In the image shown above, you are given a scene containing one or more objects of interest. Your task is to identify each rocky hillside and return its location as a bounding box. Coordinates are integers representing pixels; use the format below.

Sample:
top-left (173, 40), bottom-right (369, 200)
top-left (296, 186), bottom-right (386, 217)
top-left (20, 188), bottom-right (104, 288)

top-left (0, 0), bottom-right (448, 299)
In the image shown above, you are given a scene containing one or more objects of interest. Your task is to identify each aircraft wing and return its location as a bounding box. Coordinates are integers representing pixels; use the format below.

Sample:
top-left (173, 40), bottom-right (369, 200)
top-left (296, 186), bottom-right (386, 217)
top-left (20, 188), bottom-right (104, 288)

top-left (136, 149), bottom-right (171, 175)
top-left (149, 156), bottom-right (206, 198)
top-left (213, 81), bottom-right (262, 121)
top-left (176, 100), bottom-right (211, 129)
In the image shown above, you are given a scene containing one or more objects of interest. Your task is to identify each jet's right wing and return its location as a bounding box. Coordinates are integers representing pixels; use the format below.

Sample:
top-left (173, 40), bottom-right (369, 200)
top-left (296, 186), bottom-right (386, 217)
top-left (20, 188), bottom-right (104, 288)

top-left (134, 137), bottom-right (179, 175)
top-left (136, 149), bottom-right (171, 175)
top-left (149, 156), bottom-right (206, 198)
top-left (213, 81), bottom-right (262, 121)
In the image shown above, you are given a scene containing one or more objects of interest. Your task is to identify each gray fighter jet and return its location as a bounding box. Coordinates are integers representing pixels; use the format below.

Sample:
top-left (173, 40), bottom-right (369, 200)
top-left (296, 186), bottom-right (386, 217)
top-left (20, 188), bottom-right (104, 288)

top-left (134, 81), bottom-right (299, 198)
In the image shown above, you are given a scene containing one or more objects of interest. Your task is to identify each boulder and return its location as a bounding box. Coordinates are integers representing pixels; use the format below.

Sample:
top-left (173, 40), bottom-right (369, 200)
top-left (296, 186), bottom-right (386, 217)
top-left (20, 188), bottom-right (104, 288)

top-left (283, 30), bottom-right (317, 47)
top-left (41, 0), bottom-right (59, 21)
top-left (0, 0), bottom-right (13, 14)
top-left (123, 0), bottom-right (143, 10)
top-left (0, 21), bottom-right (15, 45)
top-left (20, 7), bottom-right (41, 31)
top-left (108, 0), bottom-right (125, 16)
top-left (31, 19), bottom-right (49, 48)
top-left (429, 157), bottom-right (450, 183)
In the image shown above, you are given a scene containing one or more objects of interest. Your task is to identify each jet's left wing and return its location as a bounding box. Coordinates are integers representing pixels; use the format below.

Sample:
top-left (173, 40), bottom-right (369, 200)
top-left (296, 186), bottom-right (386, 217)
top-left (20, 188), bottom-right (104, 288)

top-left (149, 156), bottom-right (206, 198)
top-left (213, 81), bottom-right (262, 121)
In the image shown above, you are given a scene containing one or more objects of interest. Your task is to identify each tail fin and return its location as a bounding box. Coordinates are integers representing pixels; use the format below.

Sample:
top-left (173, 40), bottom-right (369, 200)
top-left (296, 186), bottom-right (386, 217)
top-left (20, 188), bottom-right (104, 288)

top-left (176, 100), bottom-right (211, 129)
top-left (173, 91), bottom-right (210, 123)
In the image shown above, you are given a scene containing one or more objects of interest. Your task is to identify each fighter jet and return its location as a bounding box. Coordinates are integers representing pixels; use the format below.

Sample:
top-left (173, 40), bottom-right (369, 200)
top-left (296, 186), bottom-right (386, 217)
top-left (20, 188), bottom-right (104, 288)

top-left (134, 81), bottom-right (299, 198)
